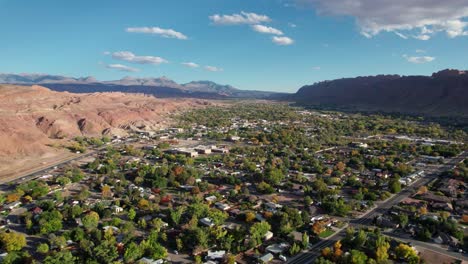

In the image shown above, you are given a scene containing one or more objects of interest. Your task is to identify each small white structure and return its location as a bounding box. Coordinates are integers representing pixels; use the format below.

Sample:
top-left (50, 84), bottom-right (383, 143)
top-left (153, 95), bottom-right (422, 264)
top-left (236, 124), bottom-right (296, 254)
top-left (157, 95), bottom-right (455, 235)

top-left (259, 253), bottom-right (274, 263)
top-left (215, 202), bottom-right (231, 211)
top-left (200, 217), bottom-right (215, 227)
top-left (111, 205), bottom-right (124, 214)
top-left (206, 250), bottom-right (226, 261)
top-left (264, 231), bottom-right (274, 241)
top-left (138, 258), bottom-right (164, 264)
top-left (205, 195), bottom-right (217, 203)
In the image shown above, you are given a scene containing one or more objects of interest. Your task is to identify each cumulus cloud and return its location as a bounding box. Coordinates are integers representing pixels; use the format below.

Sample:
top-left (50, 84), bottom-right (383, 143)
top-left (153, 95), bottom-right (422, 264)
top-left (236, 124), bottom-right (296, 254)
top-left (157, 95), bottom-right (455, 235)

top-left (300, 0), bottom-right (468, 39)
top-left (272, 36), bottom-right (294, 45)
top-left (415, 49), bottom-right (426, 53)
top-left (181, 62), bottom-right (200, 68)
top-left (403, 54), bottom-right (435, 64)
top-left (111, 51), bottom-right (168, 65)
top-left (288, 23), bottom-right (297, 28)
top-left (251, 24), bottom-right (284, 35)
top-left (106, 64), bottom-right (139, 72)
top-left (126, 27), bottom-right (188, 40)
top-left (204, 66), bottom-right (223, 72)
top-left (312, 66), bottom-right (321, 70)
top-left (209, 11), bottom-right (271, 25)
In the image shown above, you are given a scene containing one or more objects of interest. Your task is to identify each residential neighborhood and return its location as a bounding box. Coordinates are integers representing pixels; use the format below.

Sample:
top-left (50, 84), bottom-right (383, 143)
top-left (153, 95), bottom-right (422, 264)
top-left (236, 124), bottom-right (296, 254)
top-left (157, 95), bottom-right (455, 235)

top-left (0, 104), bottom-right (466, 264)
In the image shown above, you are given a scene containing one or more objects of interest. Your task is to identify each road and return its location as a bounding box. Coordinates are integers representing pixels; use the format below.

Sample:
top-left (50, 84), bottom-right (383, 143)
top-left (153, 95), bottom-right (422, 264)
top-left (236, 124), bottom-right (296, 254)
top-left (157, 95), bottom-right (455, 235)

top-left (0, 140), bottom-right (130, 189)
top-left (287, 152), bottom-right (467, 264)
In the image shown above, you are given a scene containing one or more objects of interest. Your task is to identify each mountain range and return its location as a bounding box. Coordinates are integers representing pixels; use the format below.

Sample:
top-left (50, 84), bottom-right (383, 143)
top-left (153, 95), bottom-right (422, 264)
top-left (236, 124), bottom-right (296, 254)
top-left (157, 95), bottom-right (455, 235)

top-left (290, 69), bottom-right (468, 118)
top-left (0, 73), bottom-right (279, 99)
top-left (2, 70), bottom-right (468, 118)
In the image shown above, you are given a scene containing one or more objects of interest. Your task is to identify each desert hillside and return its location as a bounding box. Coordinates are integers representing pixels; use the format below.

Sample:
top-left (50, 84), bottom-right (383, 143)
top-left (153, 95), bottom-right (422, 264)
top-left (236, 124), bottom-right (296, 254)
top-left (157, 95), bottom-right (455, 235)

top-left (0, 84), bottom-right (209, 178)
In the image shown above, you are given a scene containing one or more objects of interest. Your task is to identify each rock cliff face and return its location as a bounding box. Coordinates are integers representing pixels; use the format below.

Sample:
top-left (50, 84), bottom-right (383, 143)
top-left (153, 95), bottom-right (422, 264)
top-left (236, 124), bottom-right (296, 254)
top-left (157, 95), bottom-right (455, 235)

top-left (290, 69), bottom-right (468, 117)
top-left (0, 84), bottom-right (208, 159)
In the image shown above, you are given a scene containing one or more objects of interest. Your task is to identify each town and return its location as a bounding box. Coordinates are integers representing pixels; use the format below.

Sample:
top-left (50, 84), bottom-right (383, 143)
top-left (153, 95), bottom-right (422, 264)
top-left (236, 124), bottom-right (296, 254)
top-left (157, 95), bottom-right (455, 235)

top-left (0, 103), bottom-right (466, 264)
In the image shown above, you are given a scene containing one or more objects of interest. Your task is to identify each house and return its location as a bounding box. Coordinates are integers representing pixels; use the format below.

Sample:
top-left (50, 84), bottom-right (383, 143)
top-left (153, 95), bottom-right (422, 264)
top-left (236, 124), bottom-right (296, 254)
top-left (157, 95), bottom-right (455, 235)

top-left (137, 257), bottom-right (164, 264)
top-left (258, 253), bottom-right (274, 263)
top-left (103, 226), bottom-right (119, 232)
top-left (75, 218), bottom-right (83, 227)
top-left (195, 147), bottom-right (212, 154)
top-left (205, 195), bottom-right (217, 203)
top-left (200, 217), bottom-right (215, 227)
top-left (289, 231), bottom-right (303, 242)
top-left (206, 250), bottom-right (226, 261)
top-left (211, 147), bottom-right (229, 154)
top-left (265, 202), bottom-right (282, 212)
top-left (432, 202), bottom-right (453, 211)
top-left (420, 192), bottom-right (451, 204)
top-left (215, 202), bottom-right (231, 211)
top-left (228, 136), bottom-right (241, 142)
top-left (264, 231), bottom-right (274, 241)
top-left (266, 243), bottom-right (289, 254)
top-left (30, 207), bottom-right (43, 215)
top-left (111, 205), bottom-right (124, 214)
top-left (5, 202), bottom-right (21, 211)
top-left (376, 216), bottom-right (399, 229)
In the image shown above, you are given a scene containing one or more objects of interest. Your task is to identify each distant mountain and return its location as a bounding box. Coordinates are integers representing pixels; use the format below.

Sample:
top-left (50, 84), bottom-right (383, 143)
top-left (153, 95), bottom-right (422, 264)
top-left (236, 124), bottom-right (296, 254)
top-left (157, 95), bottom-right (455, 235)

top-left (0, 73), bottom-right (282, 99)
top-left (289, 69), bottom-right (468, 117)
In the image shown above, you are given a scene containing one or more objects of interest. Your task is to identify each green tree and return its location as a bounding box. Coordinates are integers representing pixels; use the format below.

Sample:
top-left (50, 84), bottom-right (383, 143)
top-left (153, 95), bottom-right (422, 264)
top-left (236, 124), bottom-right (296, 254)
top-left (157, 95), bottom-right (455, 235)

top-left (94, 240), bottom-right (119, 263)
top-left (128, 208), bottom-right (137, 221)
top-left (39, 210), bottom-right (63, 234)
top-left (43, 251), bottom-right (76, 264)
top-left (37, 243), bottom-right (49, 254)
top-left (389, 179), bottom-right (402, 193)
top-left (249, 221), bottom-right (271, 247)
top-left (349, 249), bottom-right (368, 264)
top-left (0, 232), bottom-right (26, 252)
top-left (82, 211), bottom-right (100, 231)
top-left (124, 242), bottom-right (143, 263)
top-left (302, 232), bottom-right (309, 249)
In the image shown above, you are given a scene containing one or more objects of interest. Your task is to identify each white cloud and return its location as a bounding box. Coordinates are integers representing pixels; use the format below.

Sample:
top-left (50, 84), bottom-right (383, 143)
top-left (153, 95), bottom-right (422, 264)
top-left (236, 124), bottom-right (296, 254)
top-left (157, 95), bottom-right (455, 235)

top-left (403, 54), bottom-right (435, 64)
top-left (288, 23), bottom-right (297, 28)
top-left (209, 11), bottom-right (271, 25)
top-left (395, 32), bottom-right (408, 39)
top-left (272, 36), bottom-right (294, 45)
top-left (415, 49), bottom-right (426, 53)
top-left (103, 51), bottom-right (111, 55)
top-left (204, 66), bottom-right (223, 72)
top-left (126, 27), bottom-right (188, 40)
top-left (181, 62), bottom-right (200, 68)
top-left (111, 51), bottom-right (168, 65)
top-left (251, 24), bottom-right (284, 35)
top-left (106, 64), bottom-right (139, 72)
top-left (301, 0), bottom-right (468, 39)
top-left (312, 66), bottom-right (321, 70)
top-left (413, 34), bottom-right (431, 40)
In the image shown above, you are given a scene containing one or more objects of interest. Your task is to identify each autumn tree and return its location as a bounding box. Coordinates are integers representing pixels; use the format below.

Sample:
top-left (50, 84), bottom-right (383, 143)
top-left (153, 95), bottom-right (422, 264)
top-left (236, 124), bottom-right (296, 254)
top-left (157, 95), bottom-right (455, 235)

top-left (419, 206), bottom-right (428, 215)
top-left (375, 235), bottom-right (390, 262)
top-left (245, 211), bottom-right (256, 223)
top-left (101, 185), bottom-right (112, 199)
top-left (395, 243), bottom-right (419, 263)
top-left (312, 221), bottom-right (325, 236)
top-left (321, 247), bottom-right (332, 258)
top-left (333, 240), bottom-right (343, 260)
top-left (417, 185), bottom-right (428, 195)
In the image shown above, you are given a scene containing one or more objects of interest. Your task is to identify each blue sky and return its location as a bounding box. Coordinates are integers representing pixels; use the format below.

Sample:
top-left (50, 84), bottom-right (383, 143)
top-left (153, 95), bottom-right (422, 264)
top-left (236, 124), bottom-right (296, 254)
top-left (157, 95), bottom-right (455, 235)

top-left (0, 0), bottom-right (467, 92)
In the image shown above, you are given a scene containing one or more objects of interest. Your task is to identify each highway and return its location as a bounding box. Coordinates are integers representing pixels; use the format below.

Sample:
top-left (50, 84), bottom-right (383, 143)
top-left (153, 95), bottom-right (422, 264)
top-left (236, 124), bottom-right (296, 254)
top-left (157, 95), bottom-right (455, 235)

top-left (287, 152), bottom-right (467, 264)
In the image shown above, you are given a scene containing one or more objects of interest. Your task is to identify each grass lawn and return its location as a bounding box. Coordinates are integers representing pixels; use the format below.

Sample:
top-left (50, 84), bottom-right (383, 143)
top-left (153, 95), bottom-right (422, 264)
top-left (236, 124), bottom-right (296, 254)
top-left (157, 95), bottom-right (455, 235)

top-left (319, 229), bottom-right (335, 238)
